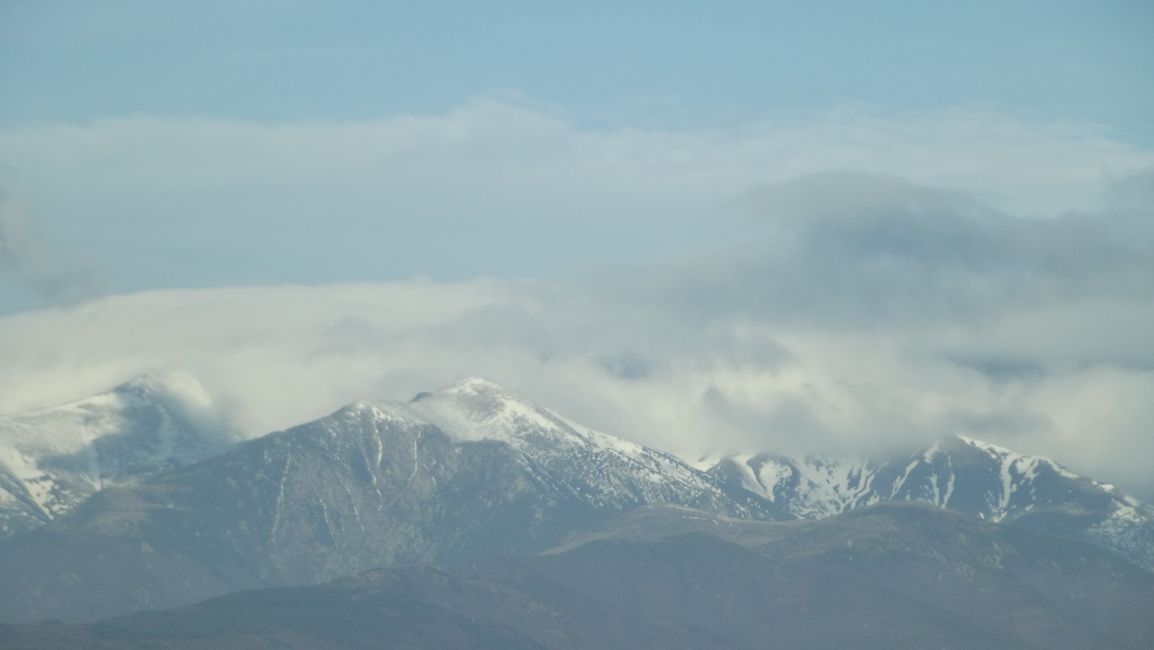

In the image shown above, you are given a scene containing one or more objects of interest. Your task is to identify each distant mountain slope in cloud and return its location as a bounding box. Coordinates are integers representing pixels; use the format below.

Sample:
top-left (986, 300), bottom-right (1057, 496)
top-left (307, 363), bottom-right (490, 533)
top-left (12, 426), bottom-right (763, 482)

top-left (0, 374), bottom-right (238, 538)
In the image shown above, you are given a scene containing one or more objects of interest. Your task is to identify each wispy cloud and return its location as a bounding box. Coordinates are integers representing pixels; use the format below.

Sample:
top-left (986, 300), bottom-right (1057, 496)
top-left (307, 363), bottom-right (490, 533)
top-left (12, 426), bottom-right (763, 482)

top-left (2, 98), bottom-right (1150, 219)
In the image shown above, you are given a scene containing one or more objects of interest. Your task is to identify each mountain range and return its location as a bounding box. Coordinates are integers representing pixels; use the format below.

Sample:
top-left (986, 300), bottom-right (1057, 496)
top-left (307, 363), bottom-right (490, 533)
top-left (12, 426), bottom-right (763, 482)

top-left (0, 375), bottom-right (1150, 645)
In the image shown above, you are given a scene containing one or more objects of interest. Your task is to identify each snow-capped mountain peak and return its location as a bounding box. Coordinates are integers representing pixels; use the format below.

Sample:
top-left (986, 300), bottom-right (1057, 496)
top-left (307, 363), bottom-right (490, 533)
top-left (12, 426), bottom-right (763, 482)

top-left (0, 373), bottom-right (238, 537)
top-left (359, 378), bottom-right (752, 513)
top-left (405, 377), bottom-right (574, 446)
top-left (209, 378), bottom-right (1154, 573)
top-left (708, 433), bottom-right (1154, 570)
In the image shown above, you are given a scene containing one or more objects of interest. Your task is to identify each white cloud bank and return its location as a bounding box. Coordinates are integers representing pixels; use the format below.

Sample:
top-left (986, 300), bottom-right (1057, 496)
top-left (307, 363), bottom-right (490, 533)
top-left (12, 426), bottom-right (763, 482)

top-left (0, 99), bottom-right (1152, 498)
top-left (0, 169), bottom-right (1151, 499)
top-left (1, 98), bottom-right (1153, 283)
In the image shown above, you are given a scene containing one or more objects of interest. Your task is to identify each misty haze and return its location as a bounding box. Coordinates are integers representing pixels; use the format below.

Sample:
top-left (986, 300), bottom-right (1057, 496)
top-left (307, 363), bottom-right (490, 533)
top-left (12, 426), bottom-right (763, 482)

top-left (1, 2), bottom-right (1153, 648)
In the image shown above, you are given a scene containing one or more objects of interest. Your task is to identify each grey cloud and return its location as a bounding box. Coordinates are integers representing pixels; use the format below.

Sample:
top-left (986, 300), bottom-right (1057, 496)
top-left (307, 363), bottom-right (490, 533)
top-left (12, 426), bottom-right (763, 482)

top-left (583, 171), bottom-right (1154, 494)
top-left (735, 170), bottom-right (991, 227)
top-left (701, 385), bottom-right (828, 453)
top-left (940, 407), bottom-right (1055, 440)
top-left (631, 171), bottom-right (1154, 333)
top-left (944, 355), bottom-right (1047, 384)
top-left (0, 197), bottom-right (97, 306)
top-left (598, 354), bottom-right (655, 380)
top-left (1107, 166), bottom-right (1154, 213)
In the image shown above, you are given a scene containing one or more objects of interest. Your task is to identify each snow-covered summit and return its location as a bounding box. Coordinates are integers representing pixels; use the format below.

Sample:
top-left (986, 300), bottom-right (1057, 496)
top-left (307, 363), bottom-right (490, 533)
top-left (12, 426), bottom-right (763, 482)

top-left (0, 373), bottom-right (238, 537)
top-left (293, 378), bottom-right (771, 518)
top-left (710, 435), bottom-right (1097, 517)
top-left (3, 372), bottom-right (220, 453)
top-left (324, 381), bottom-right (1154, 570)
top-left (404, 378), bottom-right (645, 456)
top-left (406, 377), bottom-right (570, 445)
top-left (708, 433), bottom-right (1154, 570)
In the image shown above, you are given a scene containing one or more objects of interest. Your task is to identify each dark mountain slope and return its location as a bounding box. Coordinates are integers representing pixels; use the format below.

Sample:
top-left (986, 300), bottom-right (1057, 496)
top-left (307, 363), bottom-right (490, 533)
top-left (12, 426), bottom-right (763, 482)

top-left (3, 502), bottom-right (1151, 650)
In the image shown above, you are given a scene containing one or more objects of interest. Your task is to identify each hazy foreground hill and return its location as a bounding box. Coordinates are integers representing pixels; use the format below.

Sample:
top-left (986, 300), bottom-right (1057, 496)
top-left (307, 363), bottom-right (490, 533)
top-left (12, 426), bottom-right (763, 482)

top-left (0, 377), bottom-right (1150, 630)
top-left (0, 375), bottom-right (237, 538)
top-left (2, 503), bottom-right (1151, 649)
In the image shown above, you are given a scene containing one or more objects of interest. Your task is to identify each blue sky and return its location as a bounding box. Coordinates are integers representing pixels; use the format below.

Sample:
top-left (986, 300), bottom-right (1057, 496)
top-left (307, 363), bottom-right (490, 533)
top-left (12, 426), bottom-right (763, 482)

top-left (3, 1), bottom-right (1152, 131)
